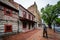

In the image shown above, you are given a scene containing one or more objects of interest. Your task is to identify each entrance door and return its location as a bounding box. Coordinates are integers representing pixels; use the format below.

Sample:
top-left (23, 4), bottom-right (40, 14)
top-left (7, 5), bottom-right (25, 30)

top-left (32, 24), bottom-right (34, 28)
top-left (29, 24), bottom-right (30, 29)
top-left (5, 25), bottom-right (12, 32)
top-left (23, 22), bottom-right (26, 28)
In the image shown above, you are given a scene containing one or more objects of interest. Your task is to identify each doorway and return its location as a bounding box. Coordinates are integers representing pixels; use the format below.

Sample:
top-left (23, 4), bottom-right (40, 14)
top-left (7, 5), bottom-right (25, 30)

top-left (23, 22), bottom-right (26, 28)
top-left (29, 23), bottom-right (30, 29)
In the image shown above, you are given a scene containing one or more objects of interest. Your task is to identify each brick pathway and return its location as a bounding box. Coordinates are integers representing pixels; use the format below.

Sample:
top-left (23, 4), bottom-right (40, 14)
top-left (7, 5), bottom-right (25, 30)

top-left (3, 27), bottom-right (60, 40)
top-left (3, 29), bottom-right (39, 40)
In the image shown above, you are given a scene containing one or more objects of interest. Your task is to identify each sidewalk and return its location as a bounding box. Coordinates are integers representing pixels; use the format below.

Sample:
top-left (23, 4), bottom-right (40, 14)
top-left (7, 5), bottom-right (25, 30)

top-left (3, 27), bottom-right (60, 40)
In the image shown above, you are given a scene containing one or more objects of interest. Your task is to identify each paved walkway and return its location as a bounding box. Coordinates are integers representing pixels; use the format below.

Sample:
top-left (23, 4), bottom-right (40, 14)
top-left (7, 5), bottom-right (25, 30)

top-left (3, 27), bottom-right (60, 40)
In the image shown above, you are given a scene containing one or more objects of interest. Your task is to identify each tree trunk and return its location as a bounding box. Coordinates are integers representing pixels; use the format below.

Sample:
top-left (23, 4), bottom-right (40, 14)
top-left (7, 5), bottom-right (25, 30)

top-left (48, 23), bottom-right (52, 29)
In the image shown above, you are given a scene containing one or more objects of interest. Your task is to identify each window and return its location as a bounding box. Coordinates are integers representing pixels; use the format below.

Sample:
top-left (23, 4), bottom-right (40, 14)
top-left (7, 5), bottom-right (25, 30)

top-left (29, 14), bottom-right (31, 19)
top-left (32, 16), bottom-right (34, 20)
top-left (6, 26), bottom-right (11, 30)
top-left (5, 25), bottom-right (12, 32)
top-left (12, 11), bottom-right (18, 15)
top-left (4, 7), bottom-right (12, 16)
top-left (6, 9), bottom-right (10, 14)
top-left (12, 11), bottom-right (15, 14)
top-left (6, 11), bottom-right (10, 14)
top-left (23, 11), bottom-right (26, 18)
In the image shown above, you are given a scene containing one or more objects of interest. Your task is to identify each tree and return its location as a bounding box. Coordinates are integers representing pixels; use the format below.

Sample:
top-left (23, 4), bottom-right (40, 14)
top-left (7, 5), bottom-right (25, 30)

top-left (55, 18), bottom-right (60, 25)
top-left (41, 4), bottom-right (59, 29)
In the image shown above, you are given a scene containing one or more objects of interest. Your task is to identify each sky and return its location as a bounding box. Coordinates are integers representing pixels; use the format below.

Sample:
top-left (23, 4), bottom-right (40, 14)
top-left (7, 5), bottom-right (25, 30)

top-left (14, 0), bottom-right (59, 11)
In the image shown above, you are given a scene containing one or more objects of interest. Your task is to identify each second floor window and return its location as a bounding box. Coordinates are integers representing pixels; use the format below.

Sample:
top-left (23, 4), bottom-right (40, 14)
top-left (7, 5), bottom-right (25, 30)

top-left (32, 16), bottom-right (34, 20)
top-left (12, 11), bottom-right (16, 14)
top-left (6, 9), bottom-right (10, 14)
top-left (12, 11), bottom-right (18, 15)
top-left (4, 7), bottom-right (12, 16)
top-left (23, 11), bottom-right (26, 18)
top-left (29, 14), bottom-right (31, 19)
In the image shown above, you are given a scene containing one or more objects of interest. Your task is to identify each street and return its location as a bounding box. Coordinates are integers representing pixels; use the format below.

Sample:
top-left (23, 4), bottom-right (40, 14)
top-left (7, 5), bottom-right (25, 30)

top-left (3, 27), bottom-right (60, 40)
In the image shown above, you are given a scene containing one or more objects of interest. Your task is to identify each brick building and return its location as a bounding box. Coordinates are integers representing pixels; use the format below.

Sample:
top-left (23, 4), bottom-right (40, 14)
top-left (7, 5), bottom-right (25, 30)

top-left (0, 0), bottom-right (38, 33)
top-left (28, 2), bottom-right (42, 29)
top-left (19, 5), bottom-right (36, 32)
top-left (0, 0), bottom-right (19, 33)
top-left (5, 0), bottom-right (36, 32)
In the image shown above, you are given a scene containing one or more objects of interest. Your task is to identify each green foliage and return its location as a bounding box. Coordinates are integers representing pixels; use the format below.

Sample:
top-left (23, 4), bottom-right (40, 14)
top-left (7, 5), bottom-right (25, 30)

top-left (55, 18), bottom-right (60, 25)
top-left (41, 1), bottom-right (60, 28)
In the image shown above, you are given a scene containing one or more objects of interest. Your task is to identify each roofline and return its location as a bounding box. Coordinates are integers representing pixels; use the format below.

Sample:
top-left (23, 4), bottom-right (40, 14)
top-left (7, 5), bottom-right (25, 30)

top-left (19, 5), bottom-right (35, 17)
top-left (0, 1), bottom-right (19, 12)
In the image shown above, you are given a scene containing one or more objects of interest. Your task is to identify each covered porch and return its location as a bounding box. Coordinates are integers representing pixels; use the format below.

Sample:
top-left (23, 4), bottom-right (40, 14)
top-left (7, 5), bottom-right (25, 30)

top-left (19, 17), bottom-right (36, 32)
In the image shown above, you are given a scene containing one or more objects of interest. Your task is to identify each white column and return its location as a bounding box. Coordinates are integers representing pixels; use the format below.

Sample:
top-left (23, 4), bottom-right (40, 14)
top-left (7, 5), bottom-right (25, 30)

top-left (19, 21), bottom-right (23, 32)
top-left (30, 24), bottom-right (33, 30)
